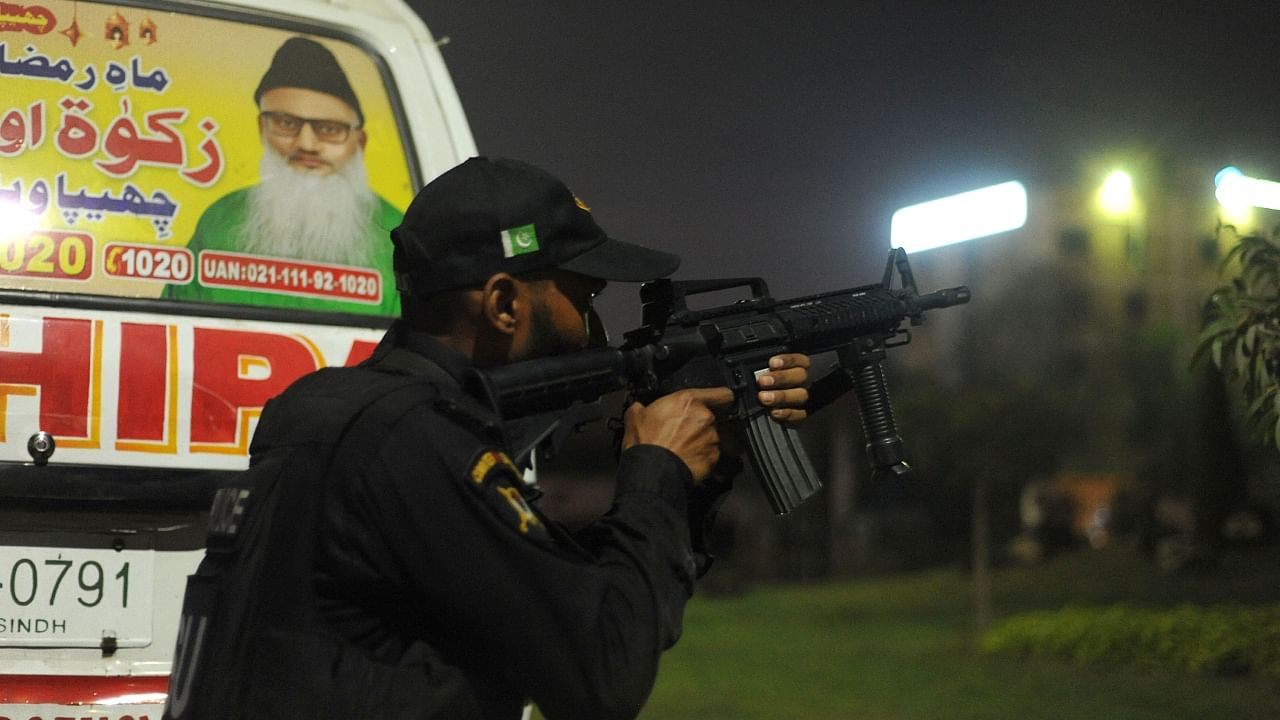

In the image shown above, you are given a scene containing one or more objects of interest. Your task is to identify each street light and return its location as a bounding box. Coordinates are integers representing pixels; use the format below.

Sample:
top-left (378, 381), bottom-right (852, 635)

top-left (889, 180), bottom-right (1028, 254)
top-left (1098, 171), bottom-right (1135, 216)
top-left (1215, 166), bottom-right (1280, 211)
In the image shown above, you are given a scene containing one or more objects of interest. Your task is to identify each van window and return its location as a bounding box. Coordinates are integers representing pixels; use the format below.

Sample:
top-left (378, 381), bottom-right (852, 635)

top-left (1, 0), bottom-right (416, 317)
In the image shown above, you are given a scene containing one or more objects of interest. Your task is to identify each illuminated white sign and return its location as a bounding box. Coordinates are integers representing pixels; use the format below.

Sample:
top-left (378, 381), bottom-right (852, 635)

top-left (890, 181), bottom-right (1028, 254)
top-left (1215, 166), bottom-right (1280, 211)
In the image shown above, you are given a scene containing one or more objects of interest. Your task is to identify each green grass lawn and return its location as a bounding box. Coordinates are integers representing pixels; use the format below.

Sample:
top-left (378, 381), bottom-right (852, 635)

top-left (627, 544), bottom-right (1280, 720)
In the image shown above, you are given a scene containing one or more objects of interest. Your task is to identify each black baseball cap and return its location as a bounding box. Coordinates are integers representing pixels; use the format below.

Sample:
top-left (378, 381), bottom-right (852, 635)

top-left (391, 157), bottom-right (680, 296)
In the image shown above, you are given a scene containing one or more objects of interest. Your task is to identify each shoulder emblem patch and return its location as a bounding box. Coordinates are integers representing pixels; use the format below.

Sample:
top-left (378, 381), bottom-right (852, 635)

top-left (470, 449), bottom-right (519, 486)
top-left (467, 449), bottom-right (545, 537)
top-left (497, 485), bottom-right (540, 534)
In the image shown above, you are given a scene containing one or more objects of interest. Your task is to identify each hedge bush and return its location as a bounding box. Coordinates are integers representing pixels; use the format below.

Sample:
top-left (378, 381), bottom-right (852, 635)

top-left (980, 604), bottom-right (1280, 680)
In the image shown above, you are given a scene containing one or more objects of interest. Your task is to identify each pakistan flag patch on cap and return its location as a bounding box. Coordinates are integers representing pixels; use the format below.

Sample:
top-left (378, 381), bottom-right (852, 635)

top-left (501, 223), bottom-right (539, 257)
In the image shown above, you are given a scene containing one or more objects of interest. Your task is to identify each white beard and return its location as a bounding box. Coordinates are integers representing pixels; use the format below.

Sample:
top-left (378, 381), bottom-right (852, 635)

top-left (241, 148), bottom-right (379, 266)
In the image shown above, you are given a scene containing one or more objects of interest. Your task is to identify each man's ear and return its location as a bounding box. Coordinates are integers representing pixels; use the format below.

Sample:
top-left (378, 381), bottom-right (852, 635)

top-left (480, 273), bottom-right (520, 336)
top-left (356, 128), bottom-right (367, 150)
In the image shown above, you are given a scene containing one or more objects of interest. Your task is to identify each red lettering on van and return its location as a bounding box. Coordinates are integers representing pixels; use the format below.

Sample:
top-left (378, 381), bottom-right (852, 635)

top-left (0, 316), bottom-right (91, 438)
top-left (189, 328), bottom-right (318, 448)
top-left (343, 338), bottom-right (378, 366)
top-left (117, 322), bottom-right (168, 442)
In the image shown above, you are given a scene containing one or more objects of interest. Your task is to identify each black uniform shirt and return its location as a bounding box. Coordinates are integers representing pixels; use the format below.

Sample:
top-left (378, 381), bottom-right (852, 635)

top-left (311, 328), bottom-right (698, 719)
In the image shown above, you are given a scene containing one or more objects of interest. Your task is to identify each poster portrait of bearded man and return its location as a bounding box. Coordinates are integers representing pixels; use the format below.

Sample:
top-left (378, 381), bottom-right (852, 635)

top-left (167, 36), bottom-right (403, 315)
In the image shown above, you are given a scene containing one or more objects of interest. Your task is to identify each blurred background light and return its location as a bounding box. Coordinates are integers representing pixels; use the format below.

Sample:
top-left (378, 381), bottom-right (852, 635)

top-left (1098, 170), bottom-right (1135, 216)
top-left (1215, 166), bottom-right (1280, 211)
top-left (890, 180), bottom-right (1028, 254)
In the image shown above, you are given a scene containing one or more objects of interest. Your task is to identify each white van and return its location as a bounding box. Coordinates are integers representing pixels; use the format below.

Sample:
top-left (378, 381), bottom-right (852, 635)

top-left (0, 0), bottom-right (474, 714)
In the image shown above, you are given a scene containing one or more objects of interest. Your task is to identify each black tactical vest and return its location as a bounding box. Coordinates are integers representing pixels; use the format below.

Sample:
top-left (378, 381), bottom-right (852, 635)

top-left (163, 357), bottom-right (483, 719)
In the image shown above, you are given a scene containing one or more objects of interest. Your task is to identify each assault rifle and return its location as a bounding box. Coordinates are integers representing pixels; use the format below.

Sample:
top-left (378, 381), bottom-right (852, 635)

top-left (467, 248), bottom-right (969, 514)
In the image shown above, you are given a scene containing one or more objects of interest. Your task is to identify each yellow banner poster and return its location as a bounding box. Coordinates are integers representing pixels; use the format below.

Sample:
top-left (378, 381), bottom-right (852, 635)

top-left (0, 1), bottom-right (414, 316)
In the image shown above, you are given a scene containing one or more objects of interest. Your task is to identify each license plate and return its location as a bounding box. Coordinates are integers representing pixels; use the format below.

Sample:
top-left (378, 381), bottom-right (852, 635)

top-left (0, 546), bottom-right (155, 648)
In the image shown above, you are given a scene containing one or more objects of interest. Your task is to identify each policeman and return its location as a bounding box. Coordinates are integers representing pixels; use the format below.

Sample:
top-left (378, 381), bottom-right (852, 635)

top-left (164, 157), bottom-right (810, 719)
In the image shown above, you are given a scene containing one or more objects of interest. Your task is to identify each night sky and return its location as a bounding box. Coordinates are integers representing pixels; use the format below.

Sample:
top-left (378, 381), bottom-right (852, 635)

top-left (412, 2), bottom-right (1280, 325)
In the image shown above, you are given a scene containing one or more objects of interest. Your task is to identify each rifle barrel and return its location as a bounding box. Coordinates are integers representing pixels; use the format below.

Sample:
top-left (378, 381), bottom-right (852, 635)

top-left (915, 286), bottom-right (971, 311)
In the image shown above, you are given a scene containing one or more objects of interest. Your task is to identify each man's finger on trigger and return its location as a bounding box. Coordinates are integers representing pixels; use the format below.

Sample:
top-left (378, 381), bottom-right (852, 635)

top-left (690, 386), bottom-right (735, 407)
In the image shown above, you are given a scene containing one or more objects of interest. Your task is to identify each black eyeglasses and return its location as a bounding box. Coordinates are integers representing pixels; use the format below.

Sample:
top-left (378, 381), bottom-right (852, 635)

top-left (259, 111), bottom-right (356, 143)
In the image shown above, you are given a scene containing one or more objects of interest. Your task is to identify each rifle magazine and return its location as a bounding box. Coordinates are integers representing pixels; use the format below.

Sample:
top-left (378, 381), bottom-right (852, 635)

top-left (745, 412), bottom-right (822, 514)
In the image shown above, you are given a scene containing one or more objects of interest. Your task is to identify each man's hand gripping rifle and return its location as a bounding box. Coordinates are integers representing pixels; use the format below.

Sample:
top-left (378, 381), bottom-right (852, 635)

top-left (467, 248), bottom-right (970, 514)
